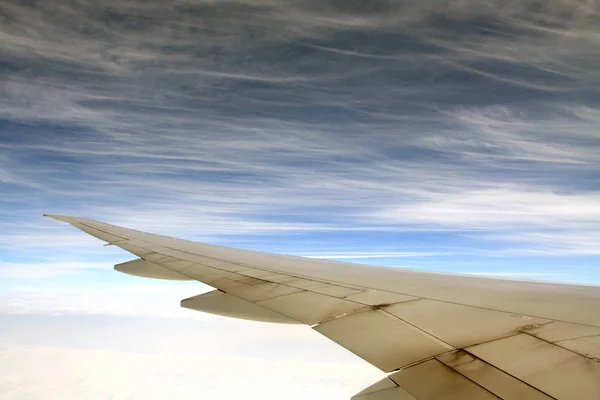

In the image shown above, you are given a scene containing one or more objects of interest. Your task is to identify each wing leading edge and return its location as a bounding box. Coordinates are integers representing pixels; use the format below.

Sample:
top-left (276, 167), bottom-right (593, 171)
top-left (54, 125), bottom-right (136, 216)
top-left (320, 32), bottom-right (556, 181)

top-left (46, 214), bottom-right (600, 399)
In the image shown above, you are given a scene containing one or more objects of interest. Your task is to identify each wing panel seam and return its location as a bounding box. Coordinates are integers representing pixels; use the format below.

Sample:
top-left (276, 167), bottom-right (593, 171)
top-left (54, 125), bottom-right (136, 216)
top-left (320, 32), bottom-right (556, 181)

top-left (458, 347), bottom-right (559, 399)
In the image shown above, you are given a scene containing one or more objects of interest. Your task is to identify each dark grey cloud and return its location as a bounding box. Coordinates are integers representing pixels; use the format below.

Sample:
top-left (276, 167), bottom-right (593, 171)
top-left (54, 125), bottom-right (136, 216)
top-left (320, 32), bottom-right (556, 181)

top-left (2, 0), bottom-right (598, 119)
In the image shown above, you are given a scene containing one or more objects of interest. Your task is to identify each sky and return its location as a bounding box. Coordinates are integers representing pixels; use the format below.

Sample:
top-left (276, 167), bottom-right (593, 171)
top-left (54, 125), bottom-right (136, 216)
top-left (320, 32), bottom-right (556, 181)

top-left (1, 0), bottom-right (599, 398)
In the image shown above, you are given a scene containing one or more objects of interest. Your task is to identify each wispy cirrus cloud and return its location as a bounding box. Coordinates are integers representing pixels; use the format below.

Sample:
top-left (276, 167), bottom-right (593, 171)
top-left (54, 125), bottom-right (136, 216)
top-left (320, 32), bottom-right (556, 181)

top-left (1, 0), bottom-right (599, 278)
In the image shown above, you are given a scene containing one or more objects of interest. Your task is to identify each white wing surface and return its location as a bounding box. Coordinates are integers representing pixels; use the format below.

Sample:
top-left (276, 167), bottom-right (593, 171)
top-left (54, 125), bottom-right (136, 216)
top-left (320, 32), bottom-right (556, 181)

top-left (46, 215), bottom-right (600, 399)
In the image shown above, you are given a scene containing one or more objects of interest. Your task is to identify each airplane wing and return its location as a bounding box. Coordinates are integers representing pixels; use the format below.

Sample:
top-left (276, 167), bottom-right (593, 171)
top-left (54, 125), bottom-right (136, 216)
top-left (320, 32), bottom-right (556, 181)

top-left (46, 214), bottom-right (600, 400)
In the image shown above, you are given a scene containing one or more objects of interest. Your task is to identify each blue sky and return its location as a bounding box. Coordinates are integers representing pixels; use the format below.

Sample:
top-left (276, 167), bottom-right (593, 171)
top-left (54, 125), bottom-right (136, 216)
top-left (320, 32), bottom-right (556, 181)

top-left (1, 0), bottom-right (599, 398)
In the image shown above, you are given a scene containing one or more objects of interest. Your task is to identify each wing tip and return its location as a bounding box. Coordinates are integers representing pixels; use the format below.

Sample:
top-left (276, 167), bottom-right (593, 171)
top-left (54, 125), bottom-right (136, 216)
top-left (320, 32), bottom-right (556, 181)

top-left (43, 214), bottom-right (77, 223)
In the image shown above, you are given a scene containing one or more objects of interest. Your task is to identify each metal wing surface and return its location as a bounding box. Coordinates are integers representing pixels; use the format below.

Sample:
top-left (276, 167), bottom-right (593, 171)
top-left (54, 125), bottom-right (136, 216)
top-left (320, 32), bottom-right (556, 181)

top-left (46, 215), bottom-right (600, 399)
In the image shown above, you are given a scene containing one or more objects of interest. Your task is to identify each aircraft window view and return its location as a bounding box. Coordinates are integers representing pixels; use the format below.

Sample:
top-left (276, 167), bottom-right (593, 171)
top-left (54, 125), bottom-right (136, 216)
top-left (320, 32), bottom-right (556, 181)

top-left (1, 0), bottom-right (599, 399)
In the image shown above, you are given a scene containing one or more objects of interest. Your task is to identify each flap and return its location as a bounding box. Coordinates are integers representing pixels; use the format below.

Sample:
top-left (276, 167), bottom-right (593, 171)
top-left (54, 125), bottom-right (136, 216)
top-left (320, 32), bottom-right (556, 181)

top-left (181, 290), bottom-right (301, 324)
top-left (114, 258), bottom-right (193, 280)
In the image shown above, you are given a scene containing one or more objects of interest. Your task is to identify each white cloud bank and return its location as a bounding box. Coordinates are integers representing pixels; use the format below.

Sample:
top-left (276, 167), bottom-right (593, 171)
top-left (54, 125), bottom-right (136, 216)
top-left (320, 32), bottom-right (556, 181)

top-left (0, 346), bottom-right (381, 400)
top-left (0, 314), bottom-right (383, 400)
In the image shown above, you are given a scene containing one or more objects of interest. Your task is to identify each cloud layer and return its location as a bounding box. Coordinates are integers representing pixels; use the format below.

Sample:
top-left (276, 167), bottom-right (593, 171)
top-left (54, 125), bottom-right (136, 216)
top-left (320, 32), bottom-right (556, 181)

top-left (0, 314), bottom-right (383, 399)
top-left (0, 1), bottom-right (598, 283)
top-left (2, 0), bottom-right (599, 262)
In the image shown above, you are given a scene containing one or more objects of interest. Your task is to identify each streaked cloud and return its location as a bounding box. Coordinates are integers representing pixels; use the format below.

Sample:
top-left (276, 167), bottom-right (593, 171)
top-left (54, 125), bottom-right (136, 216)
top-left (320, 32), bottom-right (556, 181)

top-left (0, 1), bottom-right (597, 282)
top-left (459, 271), bottom-right (570, 278)
top-left (0, 0), bottom-right (597, 270)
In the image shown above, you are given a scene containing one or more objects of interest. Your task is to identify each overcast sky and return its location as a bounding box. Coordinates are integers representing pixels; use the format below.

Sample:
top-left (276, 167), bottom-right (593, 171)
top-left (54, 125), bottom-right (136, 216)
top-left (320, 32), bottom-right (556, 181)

top-left (1, 0), bottom-right (599, 398)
